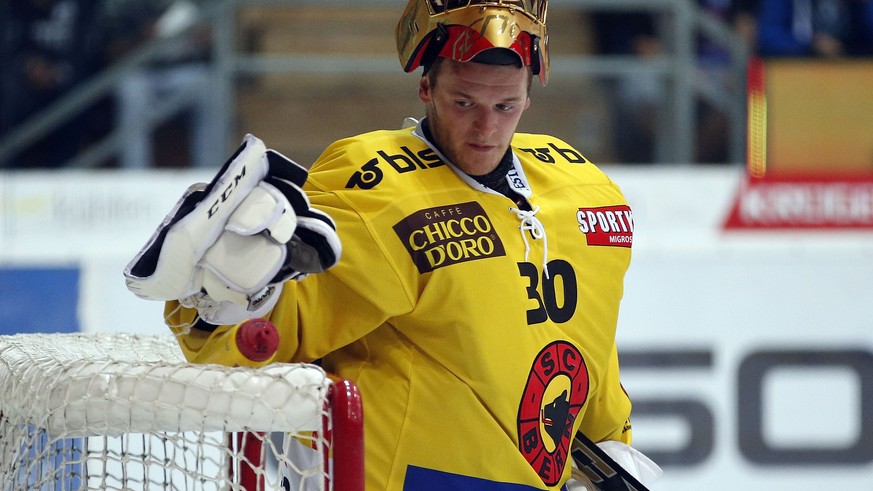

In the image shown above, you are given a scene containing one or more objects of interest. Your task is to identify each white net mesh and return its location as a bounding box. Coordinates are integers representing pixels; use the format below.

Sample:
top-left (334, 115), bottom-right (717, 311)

top-left (0, 333), bottom-right (346, 491)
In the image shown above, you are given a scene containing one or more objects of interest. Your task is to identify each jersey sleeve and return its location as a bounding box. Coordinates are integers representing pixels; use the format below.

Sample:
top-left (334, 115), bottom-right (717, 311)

top-left (266, 185), bottom-right (417, 363)
top-left (577, 341), bottom-right (633, 445)
top-left (162, 189), bottom-right (414, 366)
top-left (162, 134), bottom-right (418, 366)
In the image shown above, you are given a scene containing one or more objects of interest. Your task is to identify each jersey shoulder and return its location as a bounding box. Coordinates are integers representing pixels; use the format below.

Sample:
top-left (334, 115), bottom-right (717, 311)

top-left (314, 128), bottom-right (422, 167)
top-left (512, 132), bottom-right (617, 185)
top-left (306, 127), bottom-right (450, 194)
top-left (511, 132), bottom-right (593, 168)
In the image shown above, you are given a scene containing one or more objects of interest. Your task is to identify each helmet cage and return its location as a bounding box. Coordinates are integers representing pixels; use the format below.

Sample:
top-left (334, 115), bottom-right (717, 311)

top-left (397, 0), bottom-right (549, 85)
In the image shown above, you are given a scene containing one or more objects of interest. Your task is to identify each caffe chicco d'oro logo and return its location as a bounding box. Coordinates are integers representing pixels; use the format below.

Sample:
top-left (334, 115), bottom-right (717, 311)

top-left (393, 201), bottom-right (505, 273)
top-left (517, 341), bottom-right (589, 486)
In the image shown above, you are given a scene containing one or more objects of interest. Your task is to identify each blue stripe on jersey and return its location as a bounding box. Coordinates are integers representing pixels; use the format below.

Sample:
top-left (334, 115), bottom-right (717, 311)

top-left (404, 465), bottom-right (564, 491)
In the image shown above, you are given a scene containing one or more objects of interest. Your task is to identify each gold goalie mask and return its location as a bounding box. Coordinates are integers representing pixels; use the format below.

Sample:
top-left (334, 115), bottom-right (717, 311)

top-left (396, 0), bottom-right (550, 85)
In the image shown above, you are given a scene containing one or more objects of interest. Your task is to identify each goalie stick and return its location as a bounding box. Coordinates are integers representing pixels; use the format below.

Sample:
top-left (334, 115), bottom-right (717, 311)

top-left (570, 431), bottom-right (651, 491)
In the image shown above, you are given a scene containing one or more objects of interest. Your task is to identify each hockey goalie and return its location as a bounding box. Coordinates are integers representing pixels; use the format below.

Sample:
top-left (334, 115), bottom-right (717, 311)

top-left (123, 0), bottom-right (663, 489)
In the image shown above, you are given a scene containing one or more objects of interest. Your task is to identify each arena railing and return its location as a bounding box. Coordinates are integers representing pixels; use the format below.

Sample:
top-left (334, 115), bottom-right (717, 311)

top-left (0, 0), bottom-right (748, 169)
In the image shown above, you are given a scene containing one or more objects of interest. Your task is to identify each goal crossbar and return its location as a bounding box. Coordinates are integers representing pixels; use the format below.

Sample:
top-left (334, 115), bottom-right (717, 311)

top-left (0, 332), bottom-right (363, 491)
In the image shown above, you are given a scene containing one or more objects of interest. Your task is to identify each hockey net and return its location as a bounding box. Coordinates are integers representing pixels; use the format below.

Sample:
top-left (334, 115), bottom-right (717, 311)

top-left (0, 332), bottom-right (363, 491)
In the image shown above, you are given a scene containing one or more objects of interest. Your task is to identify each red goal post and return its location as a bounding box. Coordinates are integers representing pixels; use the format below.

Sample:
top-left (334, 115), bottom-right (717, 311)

top-left (0, 332), bottom-right (363, 491)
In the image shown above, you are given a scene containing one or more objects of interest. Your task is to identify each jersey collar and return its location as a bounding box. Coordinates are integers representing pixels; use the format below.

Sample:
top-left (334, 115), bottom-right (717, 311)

top-left (411, 118), bottom-right (533, 201)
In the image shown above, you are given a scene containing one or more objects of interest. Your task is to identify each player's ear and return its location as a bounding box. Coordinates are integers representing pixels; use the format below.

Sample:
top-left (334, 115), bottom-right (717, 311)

top-left (524, 96), bottom-right (531, 110)
top-left (418, 75), bottom-right (432, 104)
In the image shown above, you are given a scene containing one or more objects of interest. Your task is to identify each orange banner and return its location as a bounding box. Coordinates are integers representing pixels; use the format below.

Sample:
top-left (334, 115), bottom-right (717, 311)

top-left (764, 60), bottom-right (873, 176)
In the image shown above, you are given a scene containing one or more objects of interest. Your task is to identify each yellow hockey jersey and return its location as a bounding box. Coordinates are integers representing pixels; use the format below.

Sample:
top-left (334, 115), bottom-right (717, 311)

top-left (169, 125), bottom-right (634, 490)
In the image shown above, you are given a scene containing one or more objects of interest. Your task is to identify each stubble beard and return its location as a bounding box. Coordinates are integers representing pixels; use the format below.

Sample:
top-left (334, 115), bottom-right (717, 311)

top-left (426, 103), bottom-right (502, 176)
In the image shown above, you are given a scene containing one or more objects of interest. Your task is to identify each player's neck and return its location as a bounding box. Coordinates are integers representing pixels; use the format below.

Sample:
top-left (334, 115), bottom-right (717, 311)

top-left (421, 117), bottom-right (528, 209)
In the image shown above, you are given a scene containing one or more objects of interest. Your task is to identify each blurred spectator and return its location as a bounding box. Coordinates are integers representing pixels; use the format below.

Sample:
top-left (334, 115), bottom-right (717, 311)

top-left (732, 0), bottom-right (762, 48)
top-left (591, 2), bottom-right (761, 164)
top-left (757, 0), bottom-right (873, 57)
top-left (102, 0), bottom-right (220, 168)
top-left (0, 0), bottom-right (104, 168)
top-left (695, 0), bottom-right (761, 163)
top-left (590, 12), bottom-right (663, 164)
top-left (698, 0), bottom-right (762, 62)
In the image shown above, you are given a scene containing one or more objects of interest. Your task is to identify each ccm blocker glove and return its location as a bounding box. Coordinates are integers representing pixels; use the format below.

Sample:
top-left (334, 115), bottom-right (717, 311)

top-left (123, 134), bottom-right (341, 325)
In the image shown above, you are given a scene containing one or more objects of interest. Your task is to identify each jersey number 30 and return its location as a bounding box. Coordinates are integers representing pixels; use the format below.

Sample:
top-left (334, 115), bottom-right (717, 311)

top-left (518, 260), bottom-right (577, 325)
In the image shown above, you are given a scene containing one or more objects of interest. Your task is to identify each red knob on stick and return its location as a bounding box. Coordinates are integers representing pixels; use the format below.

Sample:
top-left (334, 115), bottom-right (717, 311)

top-left (235, 318), bottom-right (280, 362)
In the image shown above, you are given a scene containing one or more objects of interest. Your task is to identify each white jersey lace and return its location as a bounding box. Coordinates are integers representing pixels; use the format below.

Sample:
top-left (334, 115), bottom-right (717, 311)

top-left (509, 205), bottom-right (550, 278)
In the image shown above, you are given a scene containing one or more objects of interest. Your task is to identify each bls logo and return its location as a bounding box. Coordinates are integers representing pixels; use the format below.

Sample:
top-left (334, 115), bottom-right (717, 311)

top-left (345, 158), bottom-right (382, 190)
top-left (346, 146), bottom-right (442, 189)
top-left (518, 341), bottom-right (589, 486)
top-left (517, 143), bottom-right (587, 164)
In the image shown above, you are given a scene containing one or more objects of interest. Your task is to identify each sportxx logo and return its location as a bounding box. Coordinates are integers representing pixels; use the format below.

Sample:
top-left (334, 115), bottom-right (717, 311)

top-left (346, 146), bottom-right (443, 189)
top-left (518, 341), bottom-right (589, 486)
top-left (393, 201), bottom-right (505, 273)
top-left (576, 205), bottom-right (633, 248)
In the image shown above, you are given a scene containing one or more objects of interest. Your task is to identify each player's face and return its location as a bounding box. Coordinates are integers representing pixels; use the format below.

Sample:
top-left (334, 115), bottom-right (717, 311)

top-left (419, 59), bottom-right (531, 176)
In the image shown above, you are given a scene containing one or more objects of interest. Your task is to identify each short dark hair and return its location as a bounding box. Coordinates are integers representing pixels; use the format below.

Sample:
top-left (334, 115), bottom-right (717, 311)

top-left (470, 48), bottom-right (523, 67)
top-left (425, 55), bottom-right (534, 94)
